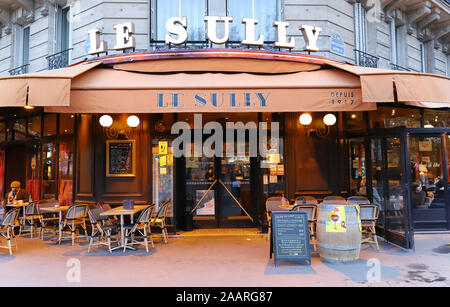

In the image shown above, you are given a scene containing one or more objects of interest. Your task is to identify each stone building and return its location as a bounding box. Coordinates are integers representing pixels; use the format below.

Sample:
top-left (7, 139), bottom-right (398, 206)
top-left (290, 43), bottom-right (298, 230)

top-left (0, 0), bottom-right (448, 76)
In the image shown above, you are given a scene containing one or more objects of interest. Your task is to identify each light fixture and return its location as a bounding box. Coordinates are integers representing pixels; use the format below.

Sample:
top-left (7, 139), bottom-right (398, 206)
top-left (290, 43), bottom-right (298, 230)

top-left (126, 115), bottom-right (140, 128)
top-left (323, 113), bottom-right (337, 126)
top-left (24, 104), bottom-right (34, 110)
top-left (99, 115), bottom-right (113, 127)
top-left (424, 121), bottom-right (434, 128)
top-left (350, 114), bottom-right (356, 119)
top-left (299, 113), bottom-right (312, 126)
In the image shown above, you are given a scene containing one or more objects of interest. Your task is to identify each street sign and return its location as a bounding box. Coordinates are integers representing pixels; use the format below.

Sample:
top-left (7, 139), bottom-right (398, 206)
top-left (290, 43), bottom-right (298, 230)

top-left (330, 32), bottom-right (345, 56)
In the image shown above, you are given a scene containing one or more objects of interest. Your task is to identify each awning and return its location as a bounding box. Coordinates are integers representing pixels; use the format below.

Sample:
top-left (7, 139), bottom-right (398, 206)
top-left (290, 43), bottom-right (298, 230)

top-left (45, 67), bottom-right (370, 113)
top-left (0, 61), bottom-right (102, 107)
top-left (330, 63), bottom-right (450, 108)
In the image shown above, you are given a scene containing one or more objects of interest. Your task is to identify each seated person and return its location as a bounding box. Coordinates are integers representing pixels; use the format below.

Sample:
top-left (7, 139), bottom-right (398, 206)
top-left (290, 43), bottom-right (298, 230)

top-left (4, 181), bottom-right (29, 211)
top-left (358, 176), bottom-right (383, 210)
top-left (411, 182), bottom-right (426, 208)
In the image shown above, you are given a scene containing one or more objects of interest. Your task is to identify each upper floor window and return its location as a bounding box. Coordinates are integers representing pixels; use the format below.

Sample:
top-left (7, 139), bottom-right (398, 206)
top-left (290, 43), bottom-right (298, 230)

top-left (420, 42), bottom-right (428, 73)
top-left (57, 6), bottom-right (71, 52)
top-left (227, 0), bottom-right (278, 42)
top-left (154, 0), bottom-right (207, 42)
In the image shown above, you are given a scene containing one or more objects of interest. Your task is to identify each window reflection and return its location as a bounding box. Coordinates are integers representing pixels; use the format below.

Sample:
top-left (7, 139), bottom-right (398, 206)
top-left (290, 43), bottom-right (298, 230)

top-left (28, 116), bottom-right (41, 138)
top-left (423, 109), bottom-right (450, 128)
top-left (43, 114), bottom-right (57, 137)
top-left (42, 142), bottom-right (57, 199)
top-left (370, 107), bottom-right (421, 129)
top-left (59, 114), bottom-right (74, 135)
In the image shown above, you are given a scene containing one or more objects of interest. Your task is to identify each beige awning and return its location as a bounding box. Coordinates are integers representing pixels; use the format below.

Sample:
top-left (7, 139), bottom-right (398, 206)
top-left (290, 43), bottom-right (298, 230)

top-left (0, 61), bottom-right (102, 107)
top-left (329, 63), bottom-right (450, 108)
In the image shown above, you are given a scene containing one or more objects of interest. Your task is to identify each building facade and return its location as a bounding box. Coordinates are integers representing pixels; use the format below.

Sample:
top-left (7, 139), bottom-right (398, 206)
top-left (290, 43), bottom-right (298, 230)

top-left (0, 0), bottom-right (449, 76)
top-left (0, 0), bottom-right (449, 250)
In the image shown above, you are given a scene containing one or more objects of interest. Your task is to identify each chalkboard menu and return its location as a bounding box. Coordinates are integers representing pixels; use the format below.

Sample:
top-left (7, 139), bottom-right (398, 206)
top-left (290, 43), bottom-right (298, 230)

top-left (106, 140), bottom-right (136, 177)
top-left (270, 212), bottom-right (311, 266)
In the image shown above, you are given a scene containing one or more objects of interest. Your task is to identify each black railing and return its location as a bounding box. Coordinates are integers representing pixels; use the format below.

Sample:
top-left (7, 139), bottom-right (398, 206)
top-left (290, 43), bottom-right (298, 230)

top-left (46, 48), bottom-right (72, 70)
top-left (8, 64), bottom-right (29, 76)
top-left (354, 49), bottom-right (379, 68)
top-left (390, 63), bottom-right (411, 71)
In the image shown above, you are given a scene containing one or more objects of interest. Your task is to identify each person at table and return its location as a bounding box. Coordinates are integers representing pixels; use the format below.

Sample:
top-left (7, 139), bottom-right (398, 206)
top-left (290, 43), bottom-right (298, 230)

top-left (6, 181), bottom-right (29, 205)
top-left (411, 182), bottom-right (426, 208)
top-left (358, 176), bottom-right (382, 210)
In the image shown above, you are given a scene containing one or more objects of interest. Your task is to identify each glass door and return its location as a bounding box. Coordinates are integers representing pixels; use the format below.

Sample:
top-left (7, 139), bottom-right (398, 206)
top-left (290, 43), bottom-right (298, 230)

top-left (368, 128), bottom-right (414, 250)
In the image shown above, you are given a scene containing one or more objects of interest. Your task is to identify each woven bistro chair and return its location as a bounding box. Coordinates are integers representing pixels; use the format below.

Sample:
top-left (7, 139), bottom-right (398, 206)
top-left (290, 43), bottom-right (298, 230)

top-left (265, 196), bottom-right (291, 241)
top-left (347, 196), bottom-right (371, 205)
top-left (291, 205), bottom-right (318, 251)
top-left (98, 202), bottom-right (118, 225)
top-left (60, 204), bottom-right (88, 246)
top-left (360, 204), bottom-right (380, 250)
top-left (87, 208), bottom-right (119, 253)
top-left (37, 201), bottom-right (60, 240)
top-left (0, 208), bottom-right (20, 255)
top-left (323, 196), bottom-right (347, 204)
top-left (294, 196), bottom-right (318, 206)
top-left (20, 202), bottom-right (42, 238)
top-left (123, 205), bottom-right (155, 252)
top-left (150, 199), bottom-right (171, 244)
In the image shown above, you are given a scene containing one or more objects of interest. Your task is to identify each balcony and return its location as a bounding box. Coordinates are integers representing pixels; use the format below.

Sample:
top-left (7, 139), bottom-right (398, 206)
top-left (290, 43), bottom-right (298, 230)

top-left (46, 49), bottom-right (72, 70)
top-left (390, 63), bottom-right (411, 71)
top-left (354, 49), bottom-right (379, 68)
top-left (8, 64), bottom-right (29, 76)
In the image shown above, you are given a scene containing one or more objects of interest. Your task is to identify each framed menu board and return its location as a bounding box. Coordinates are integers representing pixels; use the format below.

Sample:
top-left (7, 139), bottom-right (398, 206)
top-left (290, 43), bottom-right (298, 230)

top-left (106, 140), bottom-right (136, 177)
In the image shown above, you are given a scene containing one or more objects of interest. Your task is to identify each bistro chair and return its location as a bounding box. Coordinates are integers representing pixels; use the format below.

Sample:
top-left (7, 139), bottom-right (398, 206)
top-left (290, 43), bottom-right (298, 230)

top-left (150, 199), bottom-right (171, 244)
top-left (347, 196), bottom-right (370, 205)
top-left (20, 202), bottom-right (42, 238)
top-left (60, 204), bottom-right (88, 246)
top-left (37, 200), bottom-right (61, 240)
top-left (87, 208), bottom-right (119, 253)
top-left (360, 204), bottom-right (380, 250)
top-left (291, 205), bottom-right (318, 251)
top-left (294, 196), bottom-right (318, 206)
top-left (98, 202), bottom-right (118, 225)
top-left (0, 208), bottom-right (20, 255)
top-left (323, 196), bottom-right (347, 204)
top-left (123, 205), bottom-right (155, 252)
top-left (265, 196), bottom-right (291, 241)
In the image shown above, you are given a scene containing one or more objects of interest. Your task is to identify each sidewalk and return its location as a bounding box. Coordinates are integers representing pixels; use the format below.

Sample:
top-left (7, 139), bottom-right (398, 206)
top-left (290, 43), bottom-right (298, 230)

top-left (0, 229), bottom-right (448, 287)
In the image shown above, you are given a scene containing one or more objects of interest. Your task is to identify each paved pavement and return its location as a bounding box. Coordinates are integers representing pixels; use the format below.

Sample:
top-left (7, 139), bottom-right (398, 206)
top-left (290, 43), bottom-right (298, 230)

top-left (0, 229), bottom-right (448, 287)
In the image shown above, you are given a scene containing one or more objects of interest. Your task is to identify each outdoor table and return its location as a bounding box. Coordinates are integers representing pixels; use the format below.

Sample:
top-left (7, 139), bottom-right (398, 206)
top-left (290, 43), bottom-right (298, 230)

top-left (100, 205), bottom-right (149, 251)
top-left (39, 205), bottom-right (70, 244)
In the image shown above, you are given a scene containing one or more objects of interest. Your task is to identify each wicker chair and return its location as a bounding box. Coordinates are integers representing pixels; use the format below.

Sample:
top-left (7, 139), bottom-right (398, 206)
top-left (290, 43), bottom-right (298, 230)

top-left (323, 196), bottom-right (347, 204)
top-left (294, 196), bottom-right (318, 206)
top-left (291, 205), bottom-right (318, 251)
top-left (347, 196), bottom-right (371, 205)
top-left (123, 205), bottom-right (155, 252)
top-left (87, 208), bottom-right (119, 253)
top-left (265, 196), bottom-right (291, 240)
top-left (150, 200), bottom-right (171, 244)
top-left (21, 202), bottom-right (41, 238)
top-left (0, 208), bottom-right (20, 255)
top-left (37, 201), bottom-right (60, 240)
top-left (360, 204), bottom-right (380, 250)
top-left (60, 204), bottom-right (88, 245)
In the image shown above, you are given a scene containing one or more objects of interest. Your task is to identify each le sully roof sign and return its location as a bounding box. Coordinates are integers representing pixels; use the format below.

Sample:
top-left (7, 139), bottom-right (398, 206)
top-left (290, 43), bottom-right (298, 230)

top-left (88, 17), bottom-right (323, 54)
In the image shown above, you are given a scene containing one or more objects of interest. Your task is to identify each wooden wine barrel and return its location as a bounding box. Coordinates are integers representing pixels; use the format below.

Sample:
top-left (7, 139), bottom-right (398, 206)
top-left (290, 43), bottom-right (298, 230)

top-left (317, 203), bottom-right (361, 262)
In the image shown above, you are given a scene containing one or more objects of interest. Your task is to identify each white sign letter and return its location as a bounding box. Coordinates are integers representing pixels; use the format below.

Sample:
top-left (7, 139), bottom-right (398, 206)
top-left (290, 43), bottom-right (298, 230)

top-left (88, 28), bottom-right (107, 55)
top-left (204, 16), bottom-right (233, 44)
top-left (242, 18), bottom-right (264, 46)
top-left (165, 17), bottom-right (188, 45)
top-left (113, 22), bottom-right (136, 50)
top-left (273, 21), bottom-right (295, 49)
top-left (300, 25), bottom-right (322, 52)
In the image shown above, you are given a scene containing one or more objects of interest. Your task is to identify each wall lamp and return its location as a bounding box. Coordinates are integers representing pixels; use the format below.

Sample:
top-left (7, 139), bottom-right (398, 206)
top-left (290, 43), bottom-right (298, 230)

top-left (299, 113), bottom-right (336, 137)
top-left (99, 114), bottom-right (140, 139)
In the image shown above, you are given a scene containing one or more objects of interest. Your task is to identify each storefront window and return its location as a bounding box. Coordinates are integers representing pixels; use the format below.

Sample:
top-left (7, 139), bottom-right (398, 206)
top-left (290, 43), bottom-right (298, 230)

top-left (26, 144), bottom-right (40, 201)
top-left (349, 138), bottom-right (365, 194)
top-left (370, 107), bottom-right (421, 129)
top-left (155, 0), bottom-right (206, 42)
top-left (43, 114), bottom-right (57, 137)
top-left (152, 139), bottom-right (174, 219)
top-left (423, 109), bottom-right (450, 128)
top-left (261, 113), bottom-right (285, 197)
top-left (344, 112), bottom-right (366, 132)
top-left (58, 142), bottom-right (73, 205)
top-left (59, 114), bottom-right (74, 135)
top-left (409, 136), bottom-right (445, 209)
top-left (228, 0), bottom-right (278, 42)
top-left (12, 119), bottom-right (27, 140)
top-left (27, 115), bottom-right (41, 138)
top-left (0, 122), bottom-right (5, 142)
top-left (42, 142), bottom-right (57, 199)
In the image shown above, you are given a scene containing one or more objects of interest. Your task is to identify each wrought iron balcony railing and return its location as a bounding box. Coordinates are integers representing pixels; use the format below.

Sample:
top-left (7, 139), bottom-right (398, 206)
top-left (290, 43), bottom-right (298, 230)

top-left (8, 64), bottom-right (29, 76)
top-left (46, 48), bottom-right (72, 70)
top-left (390, 63), bottom-right (411, 71)
top-left (354, 49), bottom-right (379, 68)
